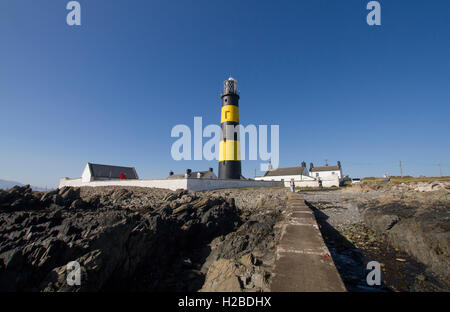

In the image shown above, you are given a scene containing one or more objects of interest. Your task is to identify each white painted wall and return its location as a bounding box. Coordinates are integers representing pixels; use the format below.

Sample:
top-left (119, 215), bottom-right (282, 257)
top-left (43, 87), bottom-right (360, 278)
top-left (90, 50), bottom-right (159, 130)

top-left (255, 172), bottom-right (340, 188)
top-left (310, 169), bottom-right (342, 180)
top-left (81, 164), bottom-right (92, 183)
top-left (281, 176), bottom-right (340, 188)
top-left (59, 177), bottom-right (283, 192)
top-left (283, 180), bottom-right (318, 188)
top-left (59, 178), bottom-right (83, 187)
top-left (255, 174), bottom-right (315, 182)
top-left (322, 177), bottom-right (340, 187)
top-left (60, 177), bottom-right (188, 190)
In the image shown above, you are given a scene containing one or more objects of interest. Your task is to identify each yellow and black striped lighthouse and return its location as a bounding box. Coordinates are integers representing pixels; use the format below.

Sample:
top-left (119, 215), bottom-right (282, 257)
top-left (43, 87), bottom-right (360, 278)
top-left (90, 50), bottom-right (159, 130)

top-left (219, 77), bottom-right (242, 179)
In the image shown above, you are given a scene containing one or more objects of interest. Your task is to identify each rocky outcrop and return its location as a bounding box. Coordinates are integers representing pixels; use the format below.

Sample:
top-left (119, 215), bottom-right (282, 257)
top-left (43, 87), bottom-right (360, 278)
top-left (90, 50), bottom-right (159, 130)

top-left (305, 184), bottom-right (450, 292)
top-left (359, 180), bottom-right (450, 193)
top-left (394, 181), bottom-right (449, 193)
top-left (360, 199), bottom-right (449, 286)
top-left (0, 185), bottom-right (45, 211)
top-left (200, 211), bottom-right (282, 292)
top-left (200, 259), bottom-right (244, 292)
top-left (198, 189), bottom-right (286, 292)
top-left (0, 186), bottom-right (287, 292)
top-left (0, 186), bottom-right (241, 291)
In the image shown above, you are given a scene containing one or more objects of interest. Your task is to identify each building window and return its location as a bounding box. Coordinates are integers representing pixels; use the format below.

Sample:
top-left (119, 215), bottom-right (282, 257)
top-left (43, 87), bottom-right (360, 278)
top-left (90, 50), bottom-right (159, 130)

top-left (332, 172), bottom-right (335, 175)
top-left (316, 173), bottom-right (319, 177)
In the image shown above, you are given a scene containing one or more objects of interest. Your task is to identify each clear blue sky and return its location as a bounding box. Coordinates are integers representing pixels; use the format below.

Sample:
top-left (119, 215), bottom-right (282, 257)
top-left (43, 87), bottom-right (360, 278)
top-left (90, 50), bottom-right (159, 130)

top-left (1, 0), bottom-right (449, 187)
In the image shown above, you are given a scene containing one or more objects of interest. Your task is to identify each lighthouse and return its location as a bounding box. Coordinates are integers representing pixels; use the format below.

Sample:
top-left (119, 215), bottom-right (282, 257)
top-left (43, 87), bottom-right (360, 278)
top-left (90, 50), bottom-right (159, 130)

top-left (219, 77), bottom-right (242, 179)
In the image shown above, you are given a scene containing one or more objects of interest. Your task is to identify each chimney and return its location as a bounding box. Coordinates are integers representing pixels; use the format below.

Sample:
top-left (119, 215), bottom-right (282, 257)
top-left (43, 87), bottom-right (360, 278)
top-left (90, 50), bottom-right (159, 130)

top-left (310, 162), bottom-right (314, 171)
top-left (209, 168), bottom-right (213, 172)
top-left (301, 161), bottom-right (306, 168)
top-left (185, 169), bottom-right (191, 178)
top-left (169, 171), bottom-right (174, 176)
top-left (337, 161), bottom-right (341, 169)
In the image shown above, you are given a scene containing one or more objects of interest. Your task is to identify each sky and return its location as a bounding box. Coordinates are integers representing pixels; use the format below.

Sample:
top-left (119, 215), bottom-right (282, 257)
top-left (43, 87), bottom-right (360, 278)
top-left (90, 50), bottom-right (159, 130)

top-left (1, 0), bottom-right (449, 188)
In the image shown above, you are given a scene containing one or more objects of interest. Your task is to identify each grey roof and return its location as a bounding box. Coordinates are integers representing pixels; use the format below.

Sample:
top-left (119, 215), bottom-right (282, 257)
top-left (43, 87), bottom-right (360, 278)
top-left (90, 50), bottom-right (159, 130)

top-left (88, 163), bottom-right (138, 179)
top-left (167, 171), bottom-right (212, 179)
top-left (264, 166), bottom-right (306, 177)
top-left (310, 165), bottom-right (340, 172)
top-left (167, 174), bottom-right (185, 179)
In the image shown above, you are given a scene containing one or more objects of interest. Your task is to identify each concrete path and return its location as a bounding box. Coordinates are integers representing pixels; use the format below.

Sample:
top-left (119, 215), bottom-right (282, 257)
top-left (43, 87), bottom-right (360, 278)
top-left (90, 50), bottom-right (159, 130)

top-left (270, 192), bottom-right (346, 292)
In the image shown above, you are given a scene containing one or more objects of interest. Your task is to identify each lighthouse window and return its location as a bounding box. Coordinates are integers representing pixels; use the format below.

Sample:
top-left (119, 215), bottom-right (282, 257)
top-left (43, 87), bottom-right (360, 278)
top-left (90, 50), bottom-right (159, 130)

top-left (225, 98), bottom-right (228, 102)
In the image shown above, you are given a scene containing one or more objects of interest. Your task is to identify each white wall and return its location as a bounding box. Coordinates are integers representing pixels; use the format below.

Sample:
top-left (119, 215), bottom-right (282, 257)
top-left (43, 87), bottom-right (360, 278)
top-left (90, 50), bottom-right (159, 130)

top-left (283, 180), bottom-right (318, 188)
top-left (59, 178), bottom-right (83, 187)
top-left (60, 177), bottom-right (188, 191)
top-left (255, 174), bottom-right (315, 182)
top-left (255, 173), bottom-right (340, 188)
top-left (322, 178), bottom-right (340, 187)
top-left (310, 170), bottom-right (342, 180)
top-left (81, 164), bottom-right (92, 183)
top-left (282, 176), bottom-right (340, 187)
top-left (59, 177), bottom-right (283, 192)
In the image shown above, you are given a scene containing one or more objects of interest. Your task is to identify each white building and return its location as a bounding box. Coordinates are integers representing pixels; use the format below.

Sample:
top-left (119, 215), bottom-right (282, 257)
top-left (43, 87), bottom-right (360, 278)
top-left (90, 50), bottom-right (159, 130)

top-left (255, 161), bottom-right (343, 188)
top-left (81, 163), bottom-right (139, 183)
top-left (309, 161), bottom-right (343, 181)
top-left (255, 162), bottom-right (318, 187)
top-left (59, 163), bottom-right (281, 191)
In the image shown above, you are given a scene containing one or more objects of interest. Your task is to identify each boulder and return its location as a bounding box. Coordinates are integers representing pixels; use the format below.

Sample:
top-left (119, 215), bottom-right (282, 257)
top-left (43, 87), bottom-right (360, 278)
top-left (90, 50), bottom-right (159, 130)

top-left (200, 259), bottom-right (243, 292)
top-left (59, 188), bottom-right (80, 206)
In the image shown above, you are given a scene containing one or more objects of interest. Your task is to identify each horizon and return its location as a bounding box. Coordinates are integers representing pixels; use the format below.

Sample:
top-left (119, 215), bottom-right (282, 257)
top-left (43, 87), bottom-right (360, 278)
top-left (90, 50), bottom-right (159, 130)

top-left (1, 0), bottom-right (449, 188)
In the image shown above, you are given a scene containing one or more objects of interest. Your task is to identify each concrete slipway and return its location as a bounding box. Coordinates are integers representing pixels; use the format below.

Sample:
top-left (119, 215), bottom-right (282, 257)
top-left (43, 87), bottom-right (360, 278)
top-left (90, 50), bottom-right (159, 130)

top-left (270, 193), bottom-right (346, 292)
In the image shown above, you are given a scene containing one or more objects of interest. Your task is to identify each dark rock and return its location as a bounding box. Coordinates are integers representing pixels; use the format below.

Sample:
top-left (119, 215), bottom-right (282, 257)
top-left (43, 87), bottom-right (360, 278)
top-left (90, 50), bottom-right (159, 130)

top-left (0, 185), bottom-right (42, 211)
top-left (40, 190), bottom-right (58, 205)
top-left (2, 248), bottom-right (24, 269)
top-left (51, 194), bottom-right (64, 206)
top-left (361, 199), bottom-right (450, 289)
top-left (84, 194), bottom-right (101, 208)
top-left (366, 214), bottom-right (400, 232)
top-left (59, 188), bottom-right (80, 206)
top-left (70, 199), bottom-right (86, 210)
top-left (0, 186), bottom-right (247, 291)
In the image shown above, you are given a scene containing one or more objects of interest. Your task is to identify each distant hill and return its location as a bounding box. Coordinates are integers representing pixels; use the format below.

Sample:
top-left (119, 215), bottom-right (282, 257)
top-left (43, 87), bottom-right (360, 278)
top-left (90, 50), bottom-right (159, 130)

top-left (0, 179), bottom-right (51, 192)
